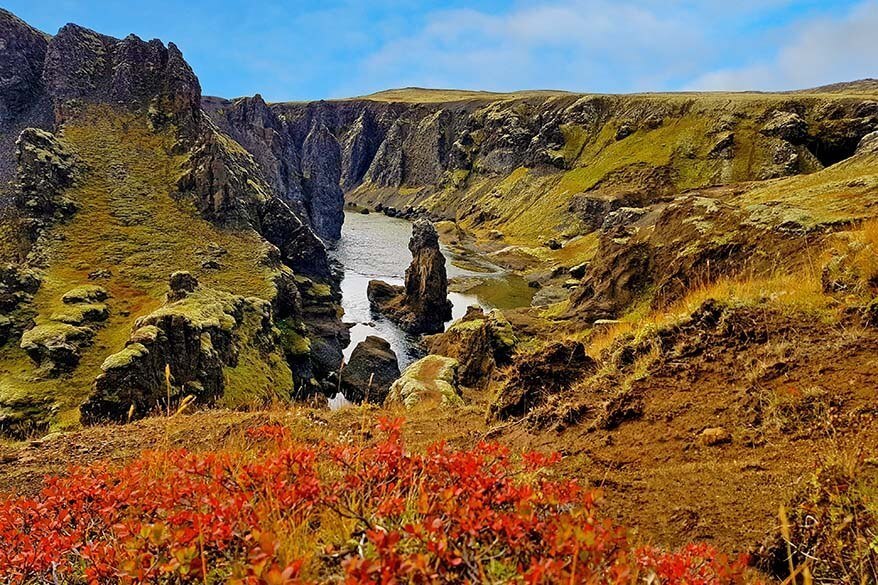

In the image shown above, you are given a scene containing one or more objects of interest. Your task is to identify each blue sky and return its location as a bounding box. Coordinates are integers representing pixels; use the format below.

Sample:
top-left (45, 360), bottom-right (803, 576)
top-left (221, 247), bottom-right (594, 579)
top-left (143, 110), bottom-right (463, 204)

top-left (4, 0), bottom-right (876, 101)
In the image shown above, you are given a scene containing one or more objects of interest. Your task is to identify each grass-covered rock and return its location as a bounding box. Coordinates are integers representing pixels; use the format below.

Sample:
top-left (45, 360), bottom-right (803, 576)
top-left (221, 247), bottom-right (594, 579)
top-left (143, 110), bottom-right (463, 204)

top-left (385, 355), bottom-right (462, 409)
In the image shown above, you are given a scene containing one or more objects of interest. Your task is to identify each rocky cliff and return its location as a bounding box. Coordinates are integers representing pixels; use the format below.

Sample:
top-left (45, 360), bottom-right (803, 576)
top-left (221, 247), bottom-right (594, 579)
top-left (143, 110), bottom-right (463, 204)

top-left (0, 10), bottom-right (345, 433)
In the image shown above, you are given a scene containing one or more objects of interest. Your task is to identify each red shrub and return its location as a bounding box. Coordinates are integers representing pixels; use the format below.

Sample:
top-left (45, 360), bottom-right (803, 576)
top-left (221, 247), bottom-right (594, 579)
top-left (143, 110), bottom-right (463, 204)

top-left (0, 417), bottom-right (755, 584)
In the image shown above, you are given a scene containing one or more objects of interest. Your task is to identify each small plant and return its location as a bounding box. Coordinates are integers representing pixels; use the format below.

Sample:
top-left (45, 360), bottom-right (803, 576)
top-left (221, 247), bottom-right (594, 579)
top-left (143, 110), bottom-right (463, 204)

top-left (763, 442), bottom-right (878, 583)
top-left (0, 418), bottom-right (756, 583)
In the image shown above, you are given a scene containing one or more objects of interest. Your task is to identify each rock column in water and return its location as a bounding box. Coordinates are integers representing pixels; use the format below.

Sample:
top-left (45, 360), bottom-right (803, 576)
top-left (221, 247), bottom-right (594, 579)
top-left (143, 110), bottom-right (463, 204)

top-left (367, 219), bottom-right (452, 334)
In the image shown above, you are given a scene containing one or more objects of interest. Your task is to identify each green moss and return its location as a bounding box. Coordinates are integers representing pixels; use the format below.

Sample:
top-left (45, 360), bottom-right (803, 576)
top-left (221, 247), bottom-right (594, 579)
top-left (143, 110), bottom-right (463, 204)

top-left (277, 319), bottom-right (311, 356)
top-left (0, 105), bottom-right (278, 418)
top-left (385, 355), bottom-right (462, 409)
top-left (61, 285), bottom-right (108, 304)
top-left (100, 342), bottom-right (149, 371)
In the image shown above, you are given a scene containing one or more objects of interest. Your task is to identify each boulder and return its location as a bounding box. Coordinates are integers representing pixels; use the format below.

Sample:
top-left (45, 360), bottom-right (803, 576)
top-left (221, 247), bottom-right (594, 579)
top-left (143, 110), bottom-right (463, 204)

top-left (168, 271), bottom-right (198, 301)
top-left (368, 219), bottom-right (453, 334)
top-left (699, 427), bottom-right (732, 446)
top-left (340, 336), bottom-right (400, 403)
top-left (385, 355), bottom-right (462, 409)
top-left (760, 111), bottom-right (807, 143)
top-left (20, 322), bottom-right (92, 373)
top-left (61, 284), bottom-right (108, 304)
top-left (425, 306), bottom-right (516, 387)
top-left (82, 286), bottom-right (283, 423)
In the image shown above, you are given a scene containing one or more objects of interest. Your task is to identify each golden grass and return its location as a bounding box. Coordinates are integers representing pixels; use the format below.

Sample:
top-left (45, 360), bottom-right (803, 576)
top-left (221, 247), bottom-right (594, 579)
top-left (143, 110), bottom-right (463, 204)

top-left (587, 267), bottom-right (831, 359)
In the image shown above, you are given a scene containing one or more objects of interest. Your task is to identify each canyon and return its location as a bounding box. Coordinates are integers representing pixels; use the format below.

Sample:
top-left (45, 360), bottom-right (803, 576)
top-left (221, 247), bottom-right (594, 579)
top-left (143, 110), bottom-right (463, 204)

top-left (0, 8), bottom-right (877, 581)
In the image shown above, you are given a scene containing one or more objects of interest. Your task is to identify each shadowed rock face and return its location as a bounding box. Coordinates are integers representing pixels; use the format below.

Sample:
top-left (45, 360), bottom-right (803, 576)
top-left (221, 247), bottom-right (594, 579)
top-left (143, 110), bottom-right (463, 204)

top-left (404, 219), bottom-right (452, 325)
top-left (301, 121), bottom-right (344, 240)
top-left (44, 24), bottom-right (201, 136)
top-left (367, 219), bottom-right (452, 334)
top-left (0, 10), bottom-right (48, 122)
top-left (340, 335), bottom-right (400, 404)
top-left (0, 10), bottom-right (345, 430)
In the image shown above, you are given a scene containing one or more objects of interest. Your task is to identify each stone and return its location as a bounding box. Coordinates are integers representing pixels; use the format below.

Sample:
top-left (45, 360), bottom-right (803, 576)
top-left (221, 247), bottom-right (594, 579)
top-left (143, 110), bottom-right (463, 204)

top-left (699, 427), bottom-right (732, 446)
top-left (340, 336), bottom-right (401, 403)
top-left (168, 271), bottom-right (198, 301)
top-left (50, 303), bottom-right (108, 325)
top-left (15, 128), bottom-right (79, 220)
top-left (368, 219), bottom-right (453, 334)
top-left (856, 130), bottom-right (878, 156)
top-left (301, 121), bottom-right (344, 240)
top-left (569, 262), bottom-right (589, 279)
top-left (61, 285), bottom-right (108, 304)
top-left (20, 322), bottom-right (92, 373)
top-left (490, 340), bottom-right (594, 420)
top-left (385, 355), bottom-right (462, 409)
top-left (81, 287), bottom-right (281, 423)
top-left (425, 306), bottom-right (516, 387)
top-left (760, 111), bottom-right (807, 143)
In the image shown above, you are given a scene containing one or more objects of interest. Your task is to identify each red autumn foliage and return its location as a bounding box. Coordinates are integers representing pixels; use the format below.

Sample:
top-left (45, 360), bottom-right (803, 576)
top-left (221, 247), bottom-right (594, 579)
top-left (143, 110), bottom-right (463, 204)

top-left (0, 418), bottom-right (756, 584)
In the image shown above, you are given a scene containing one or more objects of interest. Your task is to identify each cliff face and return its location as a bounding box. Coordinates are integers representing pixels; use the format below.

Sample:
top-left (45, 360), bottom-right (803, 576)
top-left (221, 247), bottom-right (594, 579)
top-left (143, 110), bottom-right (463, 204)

top-left (0, 11), bottom-right (344, 433)
top-left (208, 88), bottom-right (877, 249)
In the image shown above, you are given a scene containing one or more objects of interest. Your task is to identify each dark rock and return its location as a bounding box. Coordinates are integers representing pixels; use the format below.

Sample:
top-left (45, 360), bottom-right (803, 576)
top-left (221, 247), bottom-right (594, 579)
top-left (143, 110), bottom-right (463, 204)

top-left (601, 206), bottom-right (648, 236)
top-left (340, 336), bottom-right (400, 403)
top-left (368, 219), bottom-right (452, 334)
top-left (43, 24), bottom-right (201, 136)
top-left (707, 132), bottom-right (735, 159)
top-left (168, 271), bottom-right (198, 300)
top-left (760, 111), bottom-right (807, 143)
top-left (88, 268), bottom-right (112, 280)
top-left (490, 340), bottom-right (595, 420)
top-left (301, 121), bottom-right (344, 240)
top-left (20, 322), bottom-right (92, 373)
top-left (15, 127), bottom-right (78, 220)
top-left (544, 238), bottom-right (562, 250)
top-left (0, 9), bottom-right (48, 122)
top-left (201, 259), bottom-right (221, 270)
top-left (61, 285), bottom-right (108, 304)
top-left (82, 288), bottom-right (286, 423)
top-left (569, 262), bottom-right (589, 279)
top-left (615, 123), bottom-right (634, 140)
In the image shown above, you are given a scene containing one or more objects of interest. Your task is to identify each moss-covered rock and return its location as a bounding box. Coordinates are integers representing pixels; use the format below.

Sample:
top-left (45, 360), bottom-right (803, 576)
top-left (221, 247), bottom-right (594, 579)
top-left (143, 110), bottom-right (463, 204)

top-left (385, 355), bottom-right (462, 409)
top-left (20, 322), bottom-right (92, 373)
top-left (61, 285), bottom-right (109, 304)
top-left (426, 306), bottom-right (517, 387)
top-left (50, 302), bottom-right (108, 324)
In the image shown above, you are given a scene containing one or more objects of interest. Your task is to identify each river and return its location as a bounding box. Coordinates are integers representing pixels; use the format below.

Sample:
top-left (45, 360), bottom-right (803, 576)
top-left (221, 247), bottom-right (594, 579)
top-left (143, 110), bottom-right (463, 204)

top-left (328, 211), bottom-right (531, 406)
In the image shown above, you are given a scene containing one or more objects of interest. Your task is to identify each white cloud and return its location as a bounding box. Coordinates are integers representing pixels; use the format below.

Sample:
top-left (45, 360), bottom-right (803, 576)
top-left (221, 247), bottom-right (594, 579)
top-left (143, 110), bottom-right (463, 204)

top-left (688, 1), bottom-right (878, 91)
top-left (343, 0), bottom-right (707, 95)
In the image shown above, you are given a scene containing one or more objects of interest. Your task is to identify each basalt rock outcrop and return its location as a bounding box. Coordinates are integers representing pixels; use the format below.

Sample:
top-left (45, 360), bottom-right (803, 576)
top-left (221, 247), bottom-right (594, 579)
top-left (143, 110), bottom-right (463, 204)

top-left (339, 335), bottom-right (401, 403)
top-left (81, 273), bottom-right (292, 423)
top-left (425, 306), bottom-right (516, 387)
top-left (0, 10), bottom-right (344, 431)
top-left (367, 219), bottom-right (453, 334)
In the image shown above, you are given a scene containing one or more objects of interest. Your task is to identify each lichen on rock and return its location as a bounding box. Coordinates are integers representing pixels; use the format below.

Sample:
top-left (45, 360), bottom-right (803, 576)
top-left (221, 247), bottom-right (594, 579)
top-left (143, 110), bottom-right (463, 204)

top-left (385, 355), bottom-right (462, 409)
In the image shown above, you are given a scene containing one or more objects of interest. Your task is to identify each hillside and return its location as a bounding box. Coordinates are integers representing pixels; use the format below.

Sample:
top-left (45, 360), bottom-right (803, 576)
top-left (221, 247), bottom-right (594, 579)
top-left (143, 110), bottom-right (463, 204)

top-left (0, 11), bottom-right (347, 435)
top-left (0, 7), bottom-right (877, 583)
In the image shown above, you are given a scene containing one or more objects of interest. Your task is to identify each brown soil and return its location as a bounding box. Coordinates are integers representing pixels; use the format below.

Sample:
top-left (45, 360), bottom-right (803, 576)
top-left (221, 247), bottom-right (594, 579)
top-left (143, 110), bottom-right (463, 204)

top-left (1, 309), bottom-right (876, 566)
